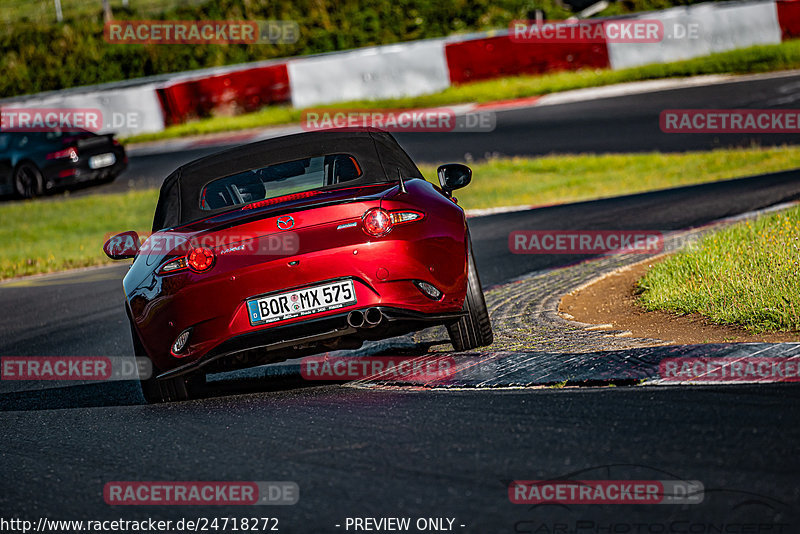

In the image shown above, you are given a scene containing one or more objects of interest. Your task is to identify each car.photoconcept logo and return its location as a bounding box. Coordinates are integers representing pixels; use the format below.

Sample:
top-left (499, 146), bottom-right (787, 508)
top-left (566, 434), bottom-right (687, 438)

top-left (276, 215), bottom-right (295, 230)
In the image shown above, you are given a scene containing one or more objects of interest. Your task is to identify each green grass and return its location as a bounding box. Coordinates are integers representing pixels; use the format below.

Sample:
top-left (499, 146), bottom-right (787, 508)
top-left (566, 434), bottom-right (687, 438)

top-left (2, 189), bottom-right (157, 280)
top-left (125, 40), bottom-right (800, 144)
top-left (637, 206), bottom-right (800, 333)
top-left (419, 146), bottom-right (800, 210)
top-left (1, 146), bottom-right (798, 281)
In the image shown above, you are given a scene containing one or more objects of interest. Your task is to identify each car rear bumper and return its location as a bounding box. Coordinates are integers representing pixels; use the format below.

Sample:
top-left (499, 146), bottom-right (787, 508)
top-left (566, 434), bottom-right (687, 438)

top-left (129, 237), bottom-right (468, 373)
top-left (155, 306), bottom-right (466, 380)
top-left (42, 150), bottom-right (127, 189)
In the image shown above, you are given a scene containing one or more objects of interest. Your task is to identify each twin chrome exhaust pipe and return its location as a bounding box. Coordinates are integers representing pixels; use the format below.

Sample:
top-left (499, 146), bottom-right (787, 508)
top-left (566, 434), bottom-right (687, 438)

top-left (347, 308), bottom-right (383, 328)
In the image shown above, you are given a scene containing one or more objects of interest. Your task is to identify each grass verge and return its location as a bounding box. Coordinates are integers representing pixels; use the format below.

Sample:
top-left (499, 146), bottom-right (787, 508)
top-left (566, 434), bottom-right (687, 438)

top-left (2, 189), bottom-right (157, 280)
top-left (418, 146), bottom-right (800, 210)
top-left (124, 40), bottom-right (800, 144)
top-left (1, 146), bottom-right (798, 281)
top-left (637, 205), bottom-right (800, 333)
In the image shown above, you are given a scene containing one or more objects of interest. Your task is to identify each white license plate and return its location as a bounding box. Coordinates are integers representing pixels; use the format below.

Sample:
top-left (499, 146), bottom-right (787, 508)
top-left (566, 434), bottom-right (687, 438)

top-left (89, 153), bottom-right (116, 169)
top-left (247, 279), bottom-right (357, 326)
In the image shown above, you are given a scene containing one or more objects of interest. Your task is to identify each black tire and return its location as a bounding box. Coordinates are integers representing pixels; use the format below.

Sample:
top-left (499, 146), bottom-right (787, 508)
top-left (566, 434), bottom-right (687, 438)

top-left (447, 238), bottom-right (494, 351)
top-left (13, 162), bottom-right (43, 199)
top-left (130, 320), bottom-right (201, 403)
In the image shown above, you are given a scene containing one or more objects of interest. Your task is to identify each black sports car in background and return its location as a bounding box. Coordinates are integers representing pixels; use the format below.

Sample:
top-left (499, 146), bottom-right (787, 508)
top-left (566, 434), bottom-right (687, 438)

top-left (0, 130), bottom-right (127, 198)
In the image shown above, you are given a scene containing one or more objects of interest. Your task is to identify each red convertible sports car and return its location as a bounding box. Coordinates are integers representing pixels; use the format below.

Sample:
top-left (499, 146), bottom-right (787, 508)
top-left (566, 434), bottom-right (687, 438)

top-left (104, 130), bottom-right (493, 402)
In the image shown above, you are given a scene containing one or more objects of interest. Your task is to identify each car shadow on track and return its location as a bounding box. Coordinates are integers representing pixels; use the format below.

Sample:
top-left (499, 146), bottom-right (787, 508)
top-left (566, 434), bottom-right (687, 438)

top-left (0, 372), bottom-right (325, 412)
top-left (3, 340), bottom-right (799, 410)
top-left (0, 381), bottom-right (143, 411)
top-left (0, 338), bottom-right (442, 411)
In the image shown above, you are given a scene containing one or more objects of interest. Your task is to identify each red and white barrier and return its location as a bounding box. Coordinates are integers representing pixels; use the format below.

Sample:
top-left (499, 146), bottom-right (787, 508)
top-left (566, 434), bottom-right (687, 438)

top-left (156, 61), bottom-right (289, 125)
top-left (444, 34), bottom-right (610, 84)
top-left (3, 0), bottom-right (798, 136)
top-left (1, 84), bottom-right (165, 137)
top-left (287, 39), bottom-right (451, 108)
top-left (606, 1), bottom-right (783, 70)
top-left (778, 0), bottom-right (800, 38)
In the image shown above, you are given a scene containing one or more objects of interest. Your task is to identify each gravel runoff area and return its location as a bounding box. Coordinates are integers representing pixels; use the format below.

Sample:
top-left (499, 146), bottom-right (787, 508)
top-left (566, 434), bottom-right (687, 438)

top-left (461, 202), bottom-right (800, 354)
top-left (335, 202), bottom-right (800, 390)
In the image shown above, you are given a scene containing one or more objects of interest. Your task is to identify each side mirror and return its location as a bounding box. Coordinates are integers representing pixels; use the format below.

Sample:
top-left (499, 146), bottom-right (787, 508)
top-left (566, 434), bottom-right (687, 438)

top-left (103, 231), bottom-right (140, 260)
top-left (437, 163), bottom-right (472, 195)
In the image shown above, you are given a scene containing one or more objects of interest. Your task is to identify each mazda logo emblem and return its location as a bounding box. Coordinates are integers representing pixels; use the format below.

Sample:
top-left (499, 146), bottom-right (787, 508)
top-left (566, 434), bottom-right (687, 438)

top-left (276, 215), bottom-right (295, 230)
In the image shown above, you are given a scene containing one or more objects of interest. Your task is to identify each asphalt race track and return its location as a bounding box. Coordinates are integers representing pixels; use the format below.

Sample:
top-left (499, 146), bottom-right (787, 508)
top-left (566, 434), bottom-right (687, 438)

top-left (2, 169), bottom-right (799, 358)
top-left (1, 73), bottom-right (800, 530)
top-left (88, 71), bottom-right (800, 194)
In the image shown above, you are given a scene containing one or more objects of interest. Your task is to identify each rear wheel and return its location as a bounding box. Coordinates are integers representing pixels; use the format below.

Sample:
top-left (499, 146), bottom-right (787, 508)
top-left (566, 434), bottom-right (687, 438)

top-left (130, 321), bottom-right (202, 403)
top-left (447, 238), bottom-right (494, 351)
top-left (14, 162), bottom-right (43, 199)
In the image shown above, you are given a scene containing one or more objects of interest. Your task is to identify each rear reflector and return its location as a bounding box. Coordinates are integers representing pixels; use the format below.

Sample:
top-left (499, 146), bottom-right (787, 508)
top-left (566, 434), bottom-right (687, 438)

top-left (172, 328), bottom-right (192, 353)
top-left (414, 280), bottom-right (443, 300)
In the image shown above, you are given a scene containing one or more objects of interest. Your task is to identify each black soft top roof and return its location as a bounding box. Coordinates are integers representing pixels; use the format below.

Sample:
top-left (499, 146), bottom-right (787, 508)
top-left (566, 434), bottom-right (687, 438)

top-left (152, 130), bottom-right (423, 231)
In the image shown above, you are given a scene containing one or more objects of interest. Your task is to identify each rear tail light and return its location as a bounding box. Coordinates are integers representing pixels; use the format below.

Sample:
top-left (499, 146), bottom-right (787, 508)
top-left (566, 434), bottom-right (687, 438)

top-left (362, 208), bottom-right (392, 237)
top-left (158, 247), bottom-right (215, 274)
top-left (159, 257), bottom-right (188, 274)
top-left (362, 208), bottom-right (424, 237)
top-left (187, 247), bottom-right (215, 272)
top-left (390, 211), bottom-right (423, 224)
top-left (47, 147), bottom-right (78, 162)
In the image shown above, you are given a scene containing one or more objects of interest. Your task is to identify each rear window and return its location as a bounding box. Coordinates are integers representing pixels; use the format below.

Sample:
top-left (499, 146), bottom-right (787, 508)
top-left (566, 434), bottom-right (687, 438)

top-left (199, 153), bottom-right (362, 211)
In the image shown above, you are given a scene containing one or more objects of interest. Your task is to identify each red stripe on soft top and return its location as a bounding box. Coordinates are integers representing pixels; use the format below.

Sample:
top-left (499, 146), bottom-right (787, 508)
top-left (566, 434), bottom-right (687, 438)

top-left (241, 190), bottom-right (322, 210)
